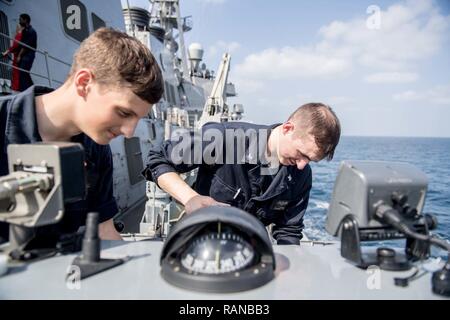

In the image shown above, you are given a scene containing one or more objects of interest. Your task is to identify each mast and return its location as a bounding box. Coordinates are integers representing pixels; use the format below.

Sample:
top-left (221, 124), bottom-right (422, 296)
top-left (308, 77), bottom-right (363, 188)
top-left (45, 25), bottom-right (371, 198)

top-left (150, 0), bottom-right (190, 79)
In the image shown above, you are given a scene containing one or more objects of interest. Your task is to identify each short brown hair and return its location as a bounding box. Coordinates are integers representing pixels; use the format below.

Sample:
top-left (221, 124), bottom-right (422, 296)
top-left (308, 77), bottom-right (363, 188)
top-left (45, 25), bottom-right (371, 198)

top-left (288, 102), bottom-right (341, 161)
top-left (68, 27), bottom-right (163, 104)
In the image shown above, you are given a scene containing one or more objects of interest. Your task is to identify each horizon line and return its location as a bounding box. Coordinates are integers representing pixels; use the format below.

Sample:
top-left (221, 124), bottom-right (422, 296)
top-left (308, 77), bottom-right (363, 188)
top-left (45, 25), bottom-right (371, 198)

top-left (341, 135), bottom-right (450, 139)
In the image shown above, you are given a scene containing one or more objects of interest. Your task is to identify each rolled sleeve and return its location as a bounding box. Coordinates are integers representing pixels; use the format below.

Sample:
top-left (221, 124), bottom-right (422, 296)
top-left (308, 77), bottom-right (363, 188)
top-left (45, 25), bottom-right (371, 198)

top-left (143, 123), bottom-right (225, 184)
top-left (142, 137), bottom-right (184, 183)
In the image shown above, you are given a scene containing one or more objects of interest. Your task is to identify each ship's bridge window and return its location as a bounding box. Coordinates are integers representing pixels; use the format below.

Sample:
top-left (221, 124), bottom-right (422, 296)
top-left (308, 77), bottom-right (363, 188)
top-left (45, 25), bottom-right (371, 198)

top-left (91, 13), bottom-right (105, 31)
top-left (0, 10), bottom-right (12, 82)
top-left (60, 0), bottom-right (89, 43)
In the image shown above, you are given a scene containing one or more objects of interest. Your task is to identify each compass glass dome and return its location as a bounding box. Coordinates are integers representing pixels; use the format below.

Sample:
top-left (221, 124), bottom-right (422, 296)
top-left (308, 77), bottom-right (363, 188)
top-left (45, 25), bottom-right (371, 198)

top-left (160, 206), bottom-right (276, 293)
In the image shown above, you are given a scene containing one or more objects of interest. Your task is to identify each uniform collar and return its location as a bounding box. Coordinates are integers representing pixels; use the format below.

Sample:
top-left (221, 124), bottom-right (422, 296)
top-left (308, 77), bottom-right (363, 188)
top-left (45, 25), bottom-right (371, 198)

top-left (5, 85), bottom-right (53, 147)
top-left (257, 122), bottom-right (281, 168)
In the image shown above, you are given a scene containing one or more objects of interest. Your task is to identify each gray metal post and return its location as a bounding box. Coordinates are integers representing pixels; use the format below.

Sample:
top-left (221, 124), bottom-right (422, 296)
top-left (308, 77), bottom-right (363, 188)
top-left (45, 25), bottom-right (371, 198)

top-left (44, 51), bottom-right (53, 87)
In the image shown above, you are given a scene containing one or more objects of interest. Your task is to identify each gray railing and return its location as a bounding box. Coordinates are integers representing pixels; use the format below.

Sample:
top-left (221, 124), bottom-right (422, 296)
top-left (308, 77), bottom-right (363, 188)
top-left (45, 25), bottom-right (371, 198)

top-left (0, 31), bottom-right (71, 88)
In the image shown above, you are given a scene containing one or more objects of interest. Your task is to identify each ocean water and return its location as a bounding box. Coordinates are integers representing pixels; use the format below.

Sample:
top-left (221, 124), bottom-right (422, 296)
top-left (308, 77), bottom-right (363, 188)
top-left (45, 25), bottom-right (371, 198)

top-left (304, 136), bottom-right (450, 246)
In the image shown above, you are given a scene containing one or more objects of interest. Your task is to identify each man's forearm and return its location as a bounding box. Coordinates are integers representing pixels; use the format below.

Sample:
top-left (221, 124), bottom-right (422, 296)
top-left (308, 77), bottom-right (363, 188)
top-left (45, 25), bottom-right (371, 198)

top-left (157, 172), bottom-right (199, 205)
top-left (98, 218), bottom-right (122, 240)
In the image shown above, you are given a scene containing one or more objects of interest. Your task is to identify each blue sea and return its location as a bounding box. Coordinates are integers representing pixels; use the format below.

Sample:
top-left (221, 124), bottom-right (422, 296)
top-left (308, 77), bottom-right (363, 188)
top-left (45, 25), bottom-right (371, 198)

top-left (305, 136), bottom-right (450, 247)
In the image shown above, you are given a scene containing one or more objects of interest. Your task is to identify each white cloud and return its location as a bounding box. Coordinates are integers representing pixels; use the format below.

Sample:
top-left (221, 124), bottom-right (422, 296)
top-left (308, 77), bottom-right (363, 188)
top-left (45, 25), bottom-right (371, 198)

top-left (318, 0), bottom-right (449, 70)
top-left (196, 0), bottom-right (226, 5)
top-left (235, 47), bottom-right (350, 80)
top-left (393, 84), bottom-right (450, 105)
top-left (234, 0), bottom-right (449, 85)
top-left (325, 96), bottom-right (354, 106)
top-left (364, 72), bottom-right (419, 83)
top-left (232, 78), bottom-right (264, 93)
top-left (393, 90), bottom-right (421, 101)
top-left (207, 40), bottom-right (240, 58)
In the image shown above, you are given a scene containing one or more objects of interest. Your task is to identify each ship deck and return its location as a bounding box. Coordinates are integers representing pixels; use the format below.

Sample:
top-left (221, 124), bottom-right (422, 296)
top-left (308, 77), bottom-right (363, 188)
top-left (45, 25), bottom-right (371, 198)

top-left (0, 239), bottom-right (444, 300)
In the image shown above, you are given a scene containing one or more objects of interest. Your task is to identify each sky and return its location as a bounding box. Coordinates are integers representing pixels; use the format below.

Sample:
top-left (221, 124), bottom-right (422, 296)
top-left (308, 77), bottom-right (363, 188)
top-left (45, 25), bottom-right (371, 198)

top-left (122, 0), bottom-right (450, 137)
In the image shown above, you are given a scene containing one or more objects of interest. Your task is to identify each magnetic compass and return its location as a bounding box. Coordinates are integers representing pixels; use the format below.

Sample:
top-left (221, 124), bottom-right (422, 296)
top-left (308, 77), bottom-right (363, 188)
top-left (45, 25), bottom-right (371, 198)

top-left (181, 231), bottom-right (255, 274)
top-left (160, 206), bottom-right (276, 293)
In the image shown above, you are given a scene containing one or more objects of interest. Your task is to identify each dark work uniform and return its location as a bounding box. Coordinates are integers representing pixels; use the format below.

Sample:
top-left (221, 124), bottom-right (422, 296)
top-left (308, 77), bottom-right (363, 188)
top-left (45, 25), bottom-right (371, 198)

top-left (143, 121), bottom-right (312, 245)
top-left (0, 85), bottom-right (118, 243)
top-left (18, 25), bottom-right (37, 91)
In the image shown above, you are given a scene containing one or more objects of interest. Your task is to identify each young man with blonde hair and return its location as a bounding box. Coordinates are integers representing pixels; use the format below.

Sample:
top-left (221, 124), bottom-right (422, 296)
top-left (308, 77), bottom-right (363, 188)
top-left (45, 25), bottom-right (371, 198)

top-left (0, 27), bottom-right (164, 244)
top-left (144, 103), bottom-right (340, 244)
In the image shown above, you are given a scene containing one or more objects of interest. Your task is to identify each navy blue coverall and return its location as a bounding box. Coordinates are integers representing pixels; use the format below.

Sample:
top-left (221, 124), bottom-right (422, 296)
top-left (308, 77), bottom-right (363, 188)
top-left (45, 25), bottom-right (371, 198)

top-left (143, 121), bottom-right (312, 245)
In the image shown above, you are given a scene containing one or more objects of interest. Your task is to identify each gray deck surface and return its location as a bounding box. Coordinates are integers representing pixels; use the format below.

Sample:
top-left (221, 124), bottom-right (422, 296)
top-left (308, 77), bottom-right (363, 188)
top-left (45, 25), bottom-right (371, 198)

top-left (0, 240), bottom-right (445, 300)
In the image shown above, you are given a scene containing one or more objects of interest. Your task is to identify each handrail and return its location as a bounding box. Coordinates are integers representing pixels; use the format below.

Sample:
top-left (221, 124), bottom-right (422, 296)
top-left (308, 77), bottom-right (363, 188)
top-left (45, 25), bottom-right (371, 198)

top-left (0, 31), bottom-right (70, 87)
top-left (0, 31), bottom-right (71, 66)
top-left (0, 60), bottom-right (64, 85)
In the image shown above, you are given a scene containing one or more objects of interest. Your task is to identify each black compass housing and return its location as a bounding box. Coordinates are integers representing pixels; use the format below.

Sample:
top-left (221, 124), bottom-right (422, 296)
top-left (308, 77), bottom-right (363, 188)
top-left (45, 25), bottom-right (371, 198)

top-left (160, 206), bottom-right (276, 293)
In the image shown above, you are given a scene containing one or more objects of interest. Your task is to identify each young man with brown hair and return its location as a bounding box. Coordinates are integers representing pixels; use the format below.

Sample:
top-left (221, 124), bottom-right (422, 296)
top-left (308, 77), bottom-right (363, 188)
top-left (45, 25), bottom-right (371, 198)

top-left (143, 103), bottom-right (340, 244)
top-left (0, 27), bottom-right (164, 244)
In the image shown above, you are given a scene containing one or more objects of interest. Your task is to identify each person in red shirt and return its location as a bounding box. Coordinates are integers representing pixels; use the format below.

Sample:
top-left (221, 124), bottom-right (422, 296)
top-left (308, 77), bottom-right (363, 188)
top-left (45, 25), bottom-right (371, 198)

top-left (2, 24), bottom-right (24, 92)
